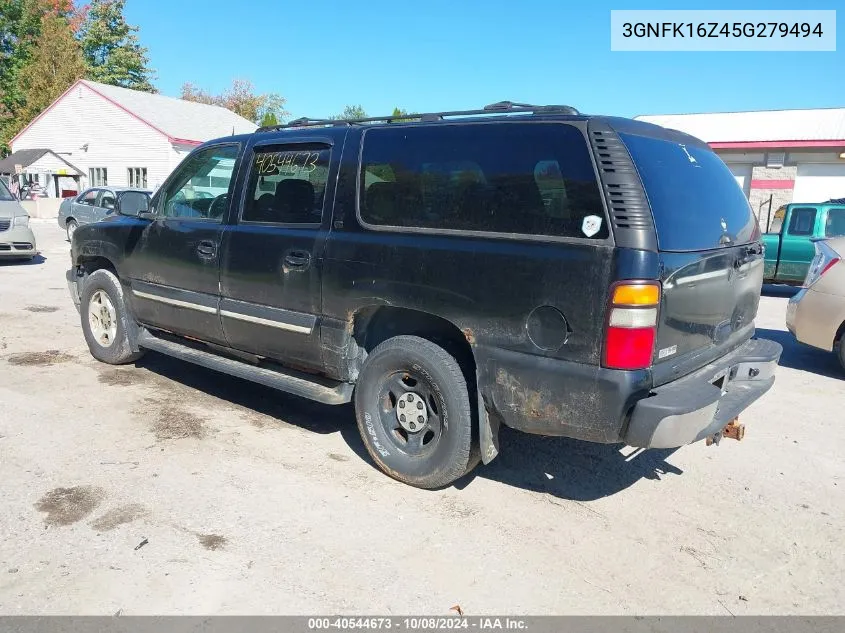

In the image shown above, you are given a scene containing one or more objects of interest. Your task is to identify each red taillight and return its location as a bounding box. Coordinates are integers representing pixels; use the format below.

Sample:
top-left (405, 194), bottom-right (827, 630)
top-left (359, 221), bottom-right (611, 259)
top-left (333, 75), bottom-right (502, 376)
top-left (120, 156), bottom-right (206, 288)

top-left (602, 282), bottom-right (661, 370)
top-left (820, 257), bottom-right (840, 278)
top-left (604, 327), bottom-right (656, 370)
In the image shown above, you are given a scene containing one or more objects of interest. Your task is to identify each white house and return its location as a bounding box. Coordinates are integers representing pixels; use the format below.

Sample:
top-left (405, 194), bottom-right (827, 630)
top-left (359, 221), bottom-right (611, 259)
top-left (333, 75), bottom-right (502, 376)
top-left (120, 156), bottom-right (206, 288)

top-left (636, 108), bottom-right (845, 227)
top-left (6, 79), bottom-right (257, 204)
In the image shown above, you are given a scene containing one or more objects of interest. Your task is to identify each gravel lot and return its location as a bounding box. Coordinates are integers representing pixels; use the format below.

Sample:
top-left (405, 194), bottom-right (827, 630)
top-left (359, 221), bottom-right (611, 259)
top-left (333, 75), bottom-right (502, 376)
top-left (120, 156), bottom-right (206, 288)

top-left (0, 220), bottom-right (842, 615)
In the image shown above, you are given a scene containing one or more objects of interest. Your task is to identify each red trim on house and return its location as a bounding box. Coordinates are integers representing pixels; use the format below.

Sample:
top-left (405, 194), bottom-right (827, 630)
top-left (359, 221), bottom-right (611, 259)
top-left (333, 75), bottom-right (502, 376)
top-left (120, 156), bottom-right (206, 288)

top-left (170, 137), bottom-right (203, 146)
top-left (750, 179), bottom-right (794, 190)
top-left (10, 79), bottom-right (204, 147)
top-left (710, 140), bottom-right (845, 149)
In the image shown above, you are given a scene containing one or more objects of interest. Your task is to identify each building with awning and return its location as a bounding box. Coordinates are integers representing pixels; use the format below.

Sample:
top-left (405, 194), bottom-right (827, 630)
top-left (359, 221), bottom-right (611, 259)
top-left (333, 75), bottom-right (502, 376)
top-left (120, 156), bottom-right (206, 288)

top-left (7, 79), bottom-right (256, 209)
top-left (0, 148), bottom-right (85, 199)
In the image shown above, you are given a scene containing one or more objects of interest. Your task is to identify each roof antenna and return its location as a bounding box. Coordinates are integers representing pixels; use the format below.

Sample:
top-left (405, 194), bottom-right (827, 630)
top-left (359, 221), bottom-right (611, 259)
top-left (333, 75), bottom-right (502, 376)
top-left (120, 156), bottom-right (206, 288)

top-left (232, 126), bottom-right (235, 136)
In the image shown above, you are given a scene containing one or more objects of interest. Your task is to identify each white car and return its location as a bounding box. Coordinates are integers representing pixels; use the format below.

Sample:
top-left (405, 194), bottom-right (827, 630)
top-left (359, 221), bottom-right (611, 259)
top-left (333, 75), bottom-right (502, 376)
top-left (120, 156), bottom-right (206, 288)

top-left (0, 178), bottom-right (37, 262)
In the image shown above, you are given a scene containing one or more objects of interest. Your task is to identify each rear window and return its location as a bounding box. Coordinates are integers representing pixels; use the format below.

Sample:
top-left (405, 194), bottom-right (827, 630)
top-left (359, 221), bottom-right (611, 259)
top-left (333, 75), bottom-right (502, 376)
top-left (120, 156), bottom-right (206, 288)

top-left (359, 122), bottom-right (608, 239)
top-left (621, 133), bottom-right (759, 251)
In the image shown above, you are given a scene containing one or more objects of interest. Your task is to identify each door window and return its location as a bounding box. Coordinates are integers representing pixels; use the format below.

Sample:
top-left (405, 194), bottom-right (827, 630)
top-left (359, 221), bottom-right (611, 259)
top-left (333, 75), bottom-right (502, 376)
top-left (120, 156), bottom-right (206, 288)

top-left (241, 146), bottom-right (331, 224)
top-left (98, 191), bottom-right (116, 211)
top-left (79, 190), bottom-right (98, 206)
top-left (824, 208), bottom-right (845, 237)
top-left (787, 207), bottom-right (817, 236)
top-left (160, 145), bottom-right (239, 221)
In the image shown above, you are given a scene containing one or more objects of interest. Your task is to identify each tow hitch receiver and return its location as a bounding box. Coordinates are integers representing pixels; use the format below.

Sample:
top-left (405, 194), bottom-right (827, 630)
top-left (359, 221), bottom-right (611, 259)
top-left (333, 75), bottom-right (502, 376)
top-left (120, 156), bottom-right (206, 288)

top-left (706, 418), bottom-right (745, 446)
top-left (723, 419), bottom-right (745, 441)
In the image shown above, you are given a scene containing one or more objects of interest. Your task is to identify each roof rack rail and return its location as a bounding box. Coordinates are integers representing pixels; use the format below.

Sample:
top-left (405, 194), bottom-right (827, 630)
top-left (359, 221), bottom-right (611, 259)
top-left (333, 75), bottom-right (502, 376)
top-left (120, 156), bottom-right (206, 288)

top-left (256, 101), bottom-right (579, 133)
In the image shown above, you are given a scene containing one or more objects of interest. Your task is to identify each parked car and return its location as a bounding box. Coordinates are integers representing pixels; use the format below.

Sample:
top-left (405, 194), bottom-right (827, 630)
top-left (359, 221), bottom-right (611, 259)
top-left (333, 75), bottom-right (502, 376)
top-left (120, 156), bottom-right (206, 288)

top-left (66, 102), bottom-right (782, 488)
top-left (19, 182), bottom-right (48, 200)
top-left (0, 177), bottom-right (37, 261)
top-left (58, 187), bottom-right (152, 241)
top-left (786, 237), bottom-right (845, 370)
top-left (763, 201), bottom-right (845, 284)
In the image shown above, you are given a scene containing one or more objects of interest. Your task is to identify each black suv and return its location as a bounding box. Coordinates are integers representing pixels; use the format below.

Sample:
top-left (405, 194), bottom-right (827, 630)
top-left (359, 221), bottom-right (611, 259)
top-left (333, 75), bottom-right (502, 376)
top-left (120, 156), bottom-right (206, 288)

top-left (67, 102), bottom-right (782, 489)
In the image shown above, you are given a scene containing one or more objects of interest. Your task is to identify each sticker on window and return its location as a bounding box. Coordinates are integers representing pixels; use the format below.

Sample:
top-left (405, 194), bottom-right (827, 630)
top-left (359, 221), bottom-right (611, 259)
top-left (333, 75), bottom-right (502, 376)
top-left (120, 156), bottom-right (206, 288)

top-left (581, 215), bottom-right (603, 237)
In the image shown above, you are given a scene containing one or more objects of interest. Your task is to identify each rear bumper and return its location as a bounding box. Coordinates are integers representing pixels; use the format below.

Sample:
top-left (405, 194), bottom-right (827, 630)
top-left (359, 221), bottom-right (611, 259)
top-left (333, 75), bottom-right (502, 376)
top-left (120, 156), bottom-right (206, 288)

top-left (624, 338), bottom-right (782, 448)
top-left (786, 287), bottom-right (841, 352)
top-left (478, 337), bottom-right (781, 448)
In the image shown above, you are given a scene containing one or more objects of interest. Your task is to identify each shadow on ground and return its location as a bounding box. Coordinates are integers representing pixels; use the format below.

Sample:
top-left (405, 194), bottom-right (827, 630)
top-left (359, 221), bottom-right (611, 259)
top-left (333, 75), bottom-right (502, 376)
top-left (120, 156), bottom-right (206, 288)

top-left (755, 327), bottom-right (842, 379)
top-left (0, 254), bottom-right (46, 266)
top-left (136, 351), bottom-right (683, 501)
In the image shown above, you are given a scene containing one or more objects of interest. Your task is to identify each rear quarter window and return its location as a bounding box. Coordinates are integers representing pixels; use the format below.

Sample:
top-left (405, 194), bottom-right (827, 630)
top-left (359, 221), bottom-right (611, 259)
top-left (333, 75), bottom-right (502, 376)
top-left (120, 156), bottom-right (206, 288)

top-left (621, 133), bottom-right (760, 251)
top-left (358, 122), bottom-right (608, 240)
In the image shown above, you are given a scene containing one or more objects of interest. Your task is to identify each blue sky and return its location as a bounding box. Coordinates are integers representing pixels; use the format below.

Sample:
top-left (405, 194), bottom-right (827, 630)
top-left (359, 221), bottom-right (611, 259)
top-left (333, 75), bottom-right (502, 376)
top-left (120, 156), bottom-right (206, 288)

top-left (125, 0), bottom-right (843, 120)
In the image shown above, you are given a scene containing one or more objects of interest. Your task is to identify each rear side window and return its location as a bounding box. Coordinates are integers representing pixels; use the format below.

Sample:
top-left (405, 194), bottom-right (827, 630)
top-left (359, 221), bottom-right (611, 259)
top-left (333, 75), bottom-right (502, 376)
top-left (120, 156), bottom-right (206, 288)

top-left (621, 133), bottom-right (759, 251)
top-left (359, 122), bottom-right (608, 239)
top-left (788, 207), bottom-right (817, 236)
top-left (825, 208), bottom-right (845, 237)
top-left (242, 146), bottom-right (330, 224)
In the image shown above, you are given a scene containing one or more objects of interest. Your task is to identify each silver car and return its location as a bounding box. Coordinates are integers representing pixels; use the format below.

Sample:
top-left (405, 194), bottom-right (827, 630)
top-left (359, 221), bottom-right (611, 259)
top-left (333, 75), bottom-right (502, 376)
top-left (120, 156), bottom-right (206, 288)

top-left (58, 187), bottom-right (152, 241)
top-left (0, 178), bottom-right (37, 262)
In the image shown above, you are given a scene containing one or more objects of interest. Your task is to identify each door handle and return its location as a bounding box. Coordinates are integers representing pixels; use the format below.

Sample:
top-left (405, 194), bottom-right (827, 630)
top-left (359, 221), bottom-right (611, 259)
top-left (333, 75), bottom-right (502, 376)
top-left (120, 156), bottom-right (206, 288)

top-left (196, 240), bottom-right (217, 258)
top-left (283, 250), bottom-right (311, 269)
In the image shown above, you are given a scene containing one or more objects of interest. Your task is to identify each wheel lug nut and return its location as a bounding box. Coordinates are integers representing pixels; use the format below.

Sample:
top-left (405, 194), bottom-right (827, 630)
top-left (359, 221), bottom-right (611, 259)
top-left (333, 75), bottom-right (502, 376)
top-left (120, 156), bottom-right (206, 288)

top-left (416, 401), bottom-right (423, 410)
top-left (398, 401), bottom-right (405, 408)
top-left (410, 422), bottom-right (416, 430)
top-left (408, 394), bottom-right (414, 401)
top-left (400, 414), bottom-right (406, 422)
top-left (417, 415), bottom-right (424, 423)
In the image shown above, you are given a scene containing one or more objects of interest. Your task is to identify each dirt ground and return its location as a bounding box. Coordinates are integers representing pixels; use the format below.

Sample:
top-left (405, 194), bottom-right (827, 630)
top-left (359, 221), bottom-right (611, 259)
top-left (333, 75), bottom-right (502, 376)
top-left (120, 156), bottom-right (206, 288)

top-left (0, 220), bottom-right (842, 615)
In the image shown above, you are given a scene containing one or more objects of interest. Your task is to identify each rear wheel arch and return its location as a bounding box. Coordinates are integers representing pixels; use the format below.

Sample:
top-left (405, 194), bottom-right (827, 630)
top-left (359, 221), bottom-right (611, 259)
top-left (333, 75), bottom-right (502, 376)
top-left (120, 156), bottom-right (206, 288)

top-left (350, 305), bottom-right (489, 466)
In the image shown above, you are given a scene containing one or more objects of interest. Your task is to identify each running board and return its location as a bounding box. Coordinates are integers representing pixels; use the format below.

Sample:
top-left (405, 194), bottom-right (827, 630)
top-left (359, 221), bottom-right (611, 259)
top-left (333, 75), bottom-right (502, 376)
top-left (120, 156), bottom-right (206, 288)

top-left (137, 329), bottom-right (353, 405)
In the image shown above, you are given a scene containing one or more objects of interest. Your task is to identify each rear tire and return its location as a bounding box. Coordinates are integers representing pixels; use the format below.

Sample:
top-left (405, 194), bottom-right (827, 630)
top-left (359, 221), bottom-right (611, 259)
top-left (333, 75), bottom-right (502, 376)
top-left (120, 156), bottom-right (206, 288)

top-left (80, 269), bottom-right (144, 365)
top-left (354, 335), bottom-right (475, 489)
top-left (838, 338), bottom-right (845, 372)
top-left (66, 219), bottom-right (78, 242)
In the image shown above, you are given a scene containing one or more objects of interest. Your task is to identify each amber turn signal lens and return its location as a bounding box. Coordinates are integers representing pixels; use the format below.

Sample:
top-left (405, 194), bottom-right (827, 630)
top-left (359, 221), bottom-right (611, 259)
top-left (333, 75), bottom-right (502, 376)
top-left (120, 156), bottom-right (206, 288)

top-left (612, 283), bottom-right (660, 306)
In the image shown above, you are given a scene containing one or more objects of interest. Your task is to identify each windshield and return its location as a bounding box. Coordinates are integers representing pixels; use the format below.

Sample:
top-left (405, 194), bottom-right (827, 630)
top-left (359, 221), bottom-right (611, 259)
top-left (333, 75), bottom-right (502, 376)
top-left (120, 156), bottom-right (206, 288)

top-left (0, 179), bottom-right (15, 201)
top-left (621, 132), bottom-right (760, 251)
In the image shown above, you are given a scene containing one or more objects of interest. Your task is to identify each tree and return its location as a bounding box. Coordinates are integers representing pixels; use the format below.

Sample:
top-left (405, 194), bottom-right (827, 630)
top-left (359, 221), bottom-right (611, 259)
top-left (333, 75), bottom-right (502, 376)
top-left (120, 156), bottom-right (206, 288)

top-left (260, 111), bottom-right (278, 127)
top-left (77, 0), bottom-right (155, 92)
top-left (330, 104), bottom-right (367, 120)
top-left (0, 0), bottom-right (46, 152)
top-left (16, 11), bottom-right (86, 127)
top-left (180, 78), bottom-right (288, 125)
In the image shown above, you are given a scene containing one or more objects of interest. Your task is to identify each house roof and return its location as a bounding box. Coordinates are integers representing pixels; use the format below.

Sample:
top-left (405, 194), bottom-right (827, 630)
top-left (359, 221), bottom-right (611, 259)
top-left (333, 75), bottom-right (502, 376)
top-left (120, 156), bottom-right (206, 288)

top-left (635, 108), bottom-right (845, 149)
top-left (0, 148), bottom-right (84, 175)
top-left (12, 80), bottom-right (258, 147)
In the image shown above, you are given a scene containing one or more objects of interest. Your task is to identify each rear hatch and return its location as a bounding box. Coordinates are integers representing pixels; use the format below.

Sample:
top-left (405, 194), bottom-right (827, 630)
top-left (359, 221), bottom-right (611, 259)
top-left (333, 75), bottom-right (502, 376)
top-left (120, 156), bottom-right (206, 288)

top-left (620, 132), bottom-right (764, 386)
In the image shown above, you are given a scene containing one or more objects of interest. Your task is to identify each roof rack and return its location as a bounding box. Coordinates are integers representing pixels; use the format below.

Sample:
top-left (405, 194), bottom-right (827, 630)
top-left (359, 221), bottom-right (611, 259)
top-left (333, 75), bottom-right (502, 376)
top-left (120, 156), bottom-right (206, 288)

top-left (256, 101), bottom-right (579, 133)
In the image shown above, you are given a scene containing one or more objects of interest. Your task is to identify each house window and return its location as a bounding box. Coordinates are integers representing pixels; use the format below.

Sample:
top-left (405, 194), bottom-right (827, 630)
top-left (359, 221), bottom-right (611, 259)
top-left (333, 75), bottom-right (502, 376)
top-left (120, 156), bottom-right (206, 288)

top-left (89, 167), bottom-right (107, 186)
top-left (128, 167), bottom-right (148, 189)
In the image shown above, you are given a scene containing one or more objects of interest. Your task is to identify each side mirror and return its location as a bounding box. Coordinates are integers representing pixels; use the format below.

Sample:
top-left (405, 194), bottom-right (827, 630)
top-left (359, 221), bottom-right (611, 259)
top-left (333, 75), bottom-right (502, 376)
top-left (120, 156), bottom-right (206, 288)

top-left (117, 192), bottom-right (152, 218)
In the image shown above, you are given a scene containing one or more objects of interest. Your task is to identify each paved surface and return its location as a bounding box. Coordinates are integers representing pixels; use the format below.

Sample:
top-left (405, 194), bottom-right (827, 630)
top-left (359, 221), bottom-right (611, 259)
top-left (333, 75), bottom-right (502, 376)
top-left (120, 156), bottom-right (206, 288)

top-left (0, 220), bottom-right (843, 615)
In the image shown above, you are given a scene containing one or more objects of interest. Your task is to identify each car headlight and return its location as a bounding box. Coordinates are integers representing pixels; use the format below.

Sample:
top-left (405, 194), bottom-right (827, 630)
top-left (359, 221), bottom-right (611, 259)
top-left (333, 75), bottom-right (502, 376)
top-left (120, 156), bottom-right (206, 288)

top-left (13, 215), bottom-right (30, 227)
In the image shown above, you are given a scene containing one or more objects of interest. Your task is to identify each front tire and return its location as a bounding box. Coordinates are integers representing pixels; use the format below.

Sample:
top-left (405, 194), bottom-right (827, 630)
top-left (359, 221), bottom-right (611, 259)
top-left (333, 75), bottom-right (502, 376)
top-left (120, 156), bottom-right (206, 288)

top-left (354, 335), bottom-right (474, 489)
top-left (66, 219), bottom-right (78, 242)
top-left (80, 269), bottom-right (144, 365)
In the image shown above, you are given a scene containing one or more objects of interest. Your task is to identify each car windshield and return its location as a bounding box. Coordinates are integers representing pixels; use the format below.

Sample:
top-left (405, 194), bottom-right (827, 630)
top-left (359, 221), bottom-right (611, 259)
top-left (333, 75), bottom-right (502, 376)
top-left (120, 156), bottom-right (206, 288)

top-left (0, 179), bottom-right (15, 201)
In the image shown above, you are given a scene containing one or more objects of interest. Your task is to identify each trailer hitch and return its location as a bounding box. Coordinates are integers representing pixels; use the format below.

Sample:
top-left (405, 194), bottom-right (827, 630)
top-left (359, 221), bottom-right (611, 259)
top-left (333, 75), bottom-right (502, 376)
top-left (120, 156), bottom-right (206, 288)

top-left (706, 418), bottom-right (745, 446)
